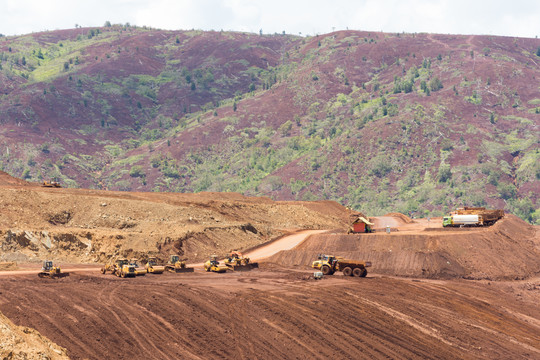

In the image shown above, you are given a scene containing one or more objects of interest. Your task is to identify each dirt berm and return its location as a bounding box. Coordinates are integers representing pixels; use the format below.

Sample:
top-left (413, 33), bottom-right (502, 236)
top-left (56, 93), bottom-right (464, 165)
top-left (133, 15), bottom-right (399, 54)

top-left (268, 215), bottom-right (540, 280)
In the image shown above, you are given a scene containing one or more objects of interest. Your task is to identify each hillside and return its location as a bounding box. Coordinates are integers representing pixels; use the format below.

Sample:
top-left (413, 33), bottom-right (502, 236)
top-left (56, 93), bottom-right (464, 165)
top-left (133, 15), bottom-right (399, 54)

top-left (0, 26), bottom-right (539, 222)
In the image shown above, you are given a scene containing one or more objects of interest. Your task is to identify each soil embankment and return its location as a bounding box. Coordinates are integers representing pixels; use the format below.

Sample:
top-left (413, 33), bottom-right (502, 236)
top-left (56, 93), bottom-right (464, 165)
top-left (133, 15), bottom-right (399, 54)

top-left (268, 215), bottom-right (540, 280)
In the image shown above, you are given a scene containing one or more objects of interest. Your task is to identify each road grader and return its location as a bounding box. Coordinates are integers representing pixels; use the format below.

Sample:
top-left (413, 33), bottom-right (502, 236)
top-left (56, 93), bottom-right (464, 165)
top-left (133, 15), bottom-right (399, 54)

top-left (38, 260), bottom-right (69, 278)
top-left (164, 255), bottom-right (194, 273)
top-left (224, 251), bottom-right (258, 271)
top-left (101, 258), bottom-right (136, 278)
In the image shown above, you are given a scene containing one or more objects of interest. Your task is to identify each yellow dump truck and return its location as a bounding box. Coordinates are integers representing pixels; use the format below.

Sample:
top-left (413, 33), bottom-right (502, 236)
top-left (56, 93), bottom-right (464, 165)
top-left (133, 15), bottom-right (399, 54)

top-left (312, 254), bottom-right (371, 277)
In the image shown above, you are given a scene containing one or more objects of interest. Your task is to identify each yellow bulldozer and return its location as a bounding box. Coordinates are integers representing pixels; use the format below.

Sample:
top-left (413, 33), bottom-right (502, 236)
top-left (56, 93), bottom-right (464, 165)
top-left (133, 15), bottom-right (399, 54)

top-left (145, 257), bottom-right (165, 274)
top-left (164, 255), bottom-right (194, 273)
top-left (41, 181), bottom-right (61, 188)
top-left (38, 260), bottom-right (69, 278)
top-left (224, 251), bottom-right (258, 271)
top-left (204, 255), bottom-right (228, 273)
top-left (101, 258), bottom-right (136, 278)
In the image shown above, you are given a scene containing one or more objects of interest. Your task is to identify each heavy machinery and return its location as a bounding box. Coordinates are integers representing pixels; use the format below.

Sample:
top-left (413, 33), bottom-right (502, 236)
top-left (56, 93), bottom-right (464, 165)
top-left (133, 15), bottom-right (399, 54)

top-left (224, 251), bottom-right (258, 271)
top-left (101, 258), bottom-right (136, 278)
top-left (129, 258), bottom-right (147, 276)
top-left (204, 255), bottom-right (229, 273)
top-left (443, 207), bottom-right (504, 227)
top-left (164, 255), bottom-right (194, 273)
top-left (41, 181), bottom-right (61, 188)
top-left (312, 254), bottom-right (371, 277)
top-left (145, 257), bottom-right (165, 274)
top-left (38, 260), bottom-right (69, 278)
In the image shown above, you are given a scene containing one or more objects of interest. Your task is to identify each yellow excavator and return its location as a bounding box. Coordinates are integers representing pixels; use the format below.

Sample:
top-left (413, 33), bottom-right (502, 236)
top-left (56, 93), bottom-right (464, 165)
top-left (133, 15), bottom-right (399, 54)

top-left (164, 255), bottom-right (194, 273)
top-left (224, 251), bottom-right (258, 271)
top-left (204, 255), bottom-right (228, 273)
top-left (145, 257), bottom-right (165, 274)
top-left (38, 260), bottom-right (69, 278)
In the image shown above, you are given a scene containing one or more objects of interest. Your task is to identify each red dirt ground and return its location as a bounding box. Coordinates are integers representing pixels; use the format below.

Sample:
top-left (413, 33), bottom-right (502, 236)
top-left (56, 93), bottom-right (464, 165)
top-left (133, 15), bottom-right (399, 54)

top-left (0, 268), bottom-right (539, 359)
top-left (0, 172), bottom-right (539, 359)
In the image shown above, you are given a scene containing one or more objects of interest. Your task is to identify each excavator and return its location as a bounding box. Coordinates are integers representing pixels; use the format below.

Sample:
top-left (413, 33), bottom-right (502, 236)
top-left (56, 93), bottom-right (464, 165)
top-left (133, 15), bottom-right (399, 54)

top-left (164, 255), bottom-right (194, 273)
top-left (145, 257), bottom-right (165, 274)
top-left (38, 260), bottom-right (69, 278)
top-left (204, 255), bottom-right (228, 273)
top-left (224, 251), bottom-right (258, 271)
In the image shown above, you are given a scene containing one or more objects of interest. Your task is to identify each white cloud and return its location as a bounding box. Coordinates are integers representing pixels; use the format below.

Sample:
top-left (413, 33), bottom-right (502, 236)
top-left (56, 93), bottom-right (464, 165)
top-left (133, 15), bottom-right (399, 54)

top-left (0, 0), bottom-right (538, 38)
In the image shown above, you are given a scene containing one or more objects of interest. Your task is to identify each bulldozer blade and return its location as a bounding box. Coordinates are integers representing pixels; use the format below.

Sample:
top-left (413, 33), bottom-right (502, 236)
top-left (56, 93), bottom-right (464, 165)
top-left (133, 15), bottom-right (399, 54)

top-left (227, 263), bottom-right (259, 271)
top-left (172, 267), bottom-right (194, 273)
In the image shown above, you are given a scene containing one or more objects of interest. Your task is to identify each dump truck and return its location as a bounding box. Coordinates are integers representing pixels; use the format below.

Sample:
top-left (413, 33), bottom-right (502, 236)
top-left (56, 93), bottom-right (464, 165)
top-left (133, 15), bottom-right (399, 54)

top-left (41, 181), bottom-right (61, 188)
top-left (443, 207), bottom-right (504, 227)
top-left (145, 257), bottom-right (165, 274)
top-left (224, 251), bottom-right (258, 271)
top-left (204, 255), bottom-right (229, 273)
top-left (129, 258), bottom-right (147, 276)
top-left (164, 255), bottom-right (194, 273)
top-left (38, 260), bottom-right (69, 278)
top-left (312, 254), bottom-right (371, 277)
top-left (101, 258), bottom-right (136, 278)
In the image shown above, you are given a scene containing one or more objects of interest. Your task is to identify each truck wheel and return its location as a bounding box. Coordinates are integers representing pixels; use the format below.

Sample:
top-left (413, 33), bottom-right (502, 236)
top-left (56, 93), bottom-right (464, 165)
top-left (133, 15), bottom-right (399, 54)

top-left (361, 269), bottom-right (367, 277)
top-left (321, 265), bottom-right (333, 275)
top-left (353, 268), bottom-right (362, 277)
top-left (343, 267), bottom-right (353, 276)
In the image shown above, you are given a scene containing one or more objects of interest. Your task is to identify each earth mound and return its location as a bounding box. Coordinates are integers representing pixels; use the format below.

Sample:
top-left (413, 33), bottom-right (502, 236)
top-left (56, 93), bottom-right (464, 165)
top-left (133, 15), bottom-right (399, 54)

top-left (0, 171), bottom-right (35, 187)
top-left (267, 215), bottom-right (540, 280)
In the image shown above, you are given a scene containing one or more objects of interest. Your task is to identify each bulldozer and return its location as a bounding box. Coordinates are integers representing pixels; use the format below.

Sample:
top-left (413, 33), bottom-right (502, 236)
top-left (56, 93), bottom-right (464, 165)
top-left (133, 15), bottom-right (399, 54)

top-left (101, 258), bottom-right (136, 278)
top-left (224, 251), bottom-right (258, 271)
top-left (204, 255), bottom-right (229, 273)
top-left (41, 181), bottom-right (61, 188)
top-left (38, 260), bottom-right (69, 278)
top-left (164, 255), bottom-right (194, 273)
top-left (129, 258), bottom-right (147, 276)
top-left (145, 257), bottom-right (165, 274)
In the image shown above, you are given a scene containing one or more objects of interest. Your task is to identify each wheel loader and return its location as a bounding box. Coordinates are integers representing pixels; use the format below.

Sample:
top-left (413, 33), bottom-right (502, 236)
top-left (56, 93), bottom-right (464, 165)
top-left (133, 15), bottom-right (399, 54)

top-left (224, 251), bottom-right (258, 271)
top-left (312, 254), bottom-right (371, 277)
top-left (204, 255), bottom-right (228, 273)
top-left (38, 260), bottom-right (69, 278)
top-left (129, 258), bottom-right (147, 276)
top-left (164, 255), bottom-right (194, 273)
top-left (101, 258), bottom-right (136, 278)
top-left (145, 257), bottom-right (165, 274)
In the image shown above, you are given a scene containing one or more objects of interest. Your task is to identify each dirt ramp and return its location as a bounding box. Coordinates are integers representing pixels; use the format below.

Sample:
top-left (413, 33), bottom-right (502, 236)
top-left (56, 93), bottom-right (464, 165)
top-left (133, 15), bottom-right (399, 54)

top-left (268, 215), bottom-right (540, 280)
top-left (0, 171), bottom-right (34, 187)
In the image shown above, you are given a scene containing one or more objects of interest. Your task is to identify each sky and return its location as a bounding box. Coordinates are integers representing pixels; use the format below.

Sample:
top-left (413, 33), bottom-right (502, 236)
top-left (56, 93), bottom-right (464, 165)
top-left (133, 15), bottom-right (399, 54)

top-left (1, 0), bottom-right (539, 38)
